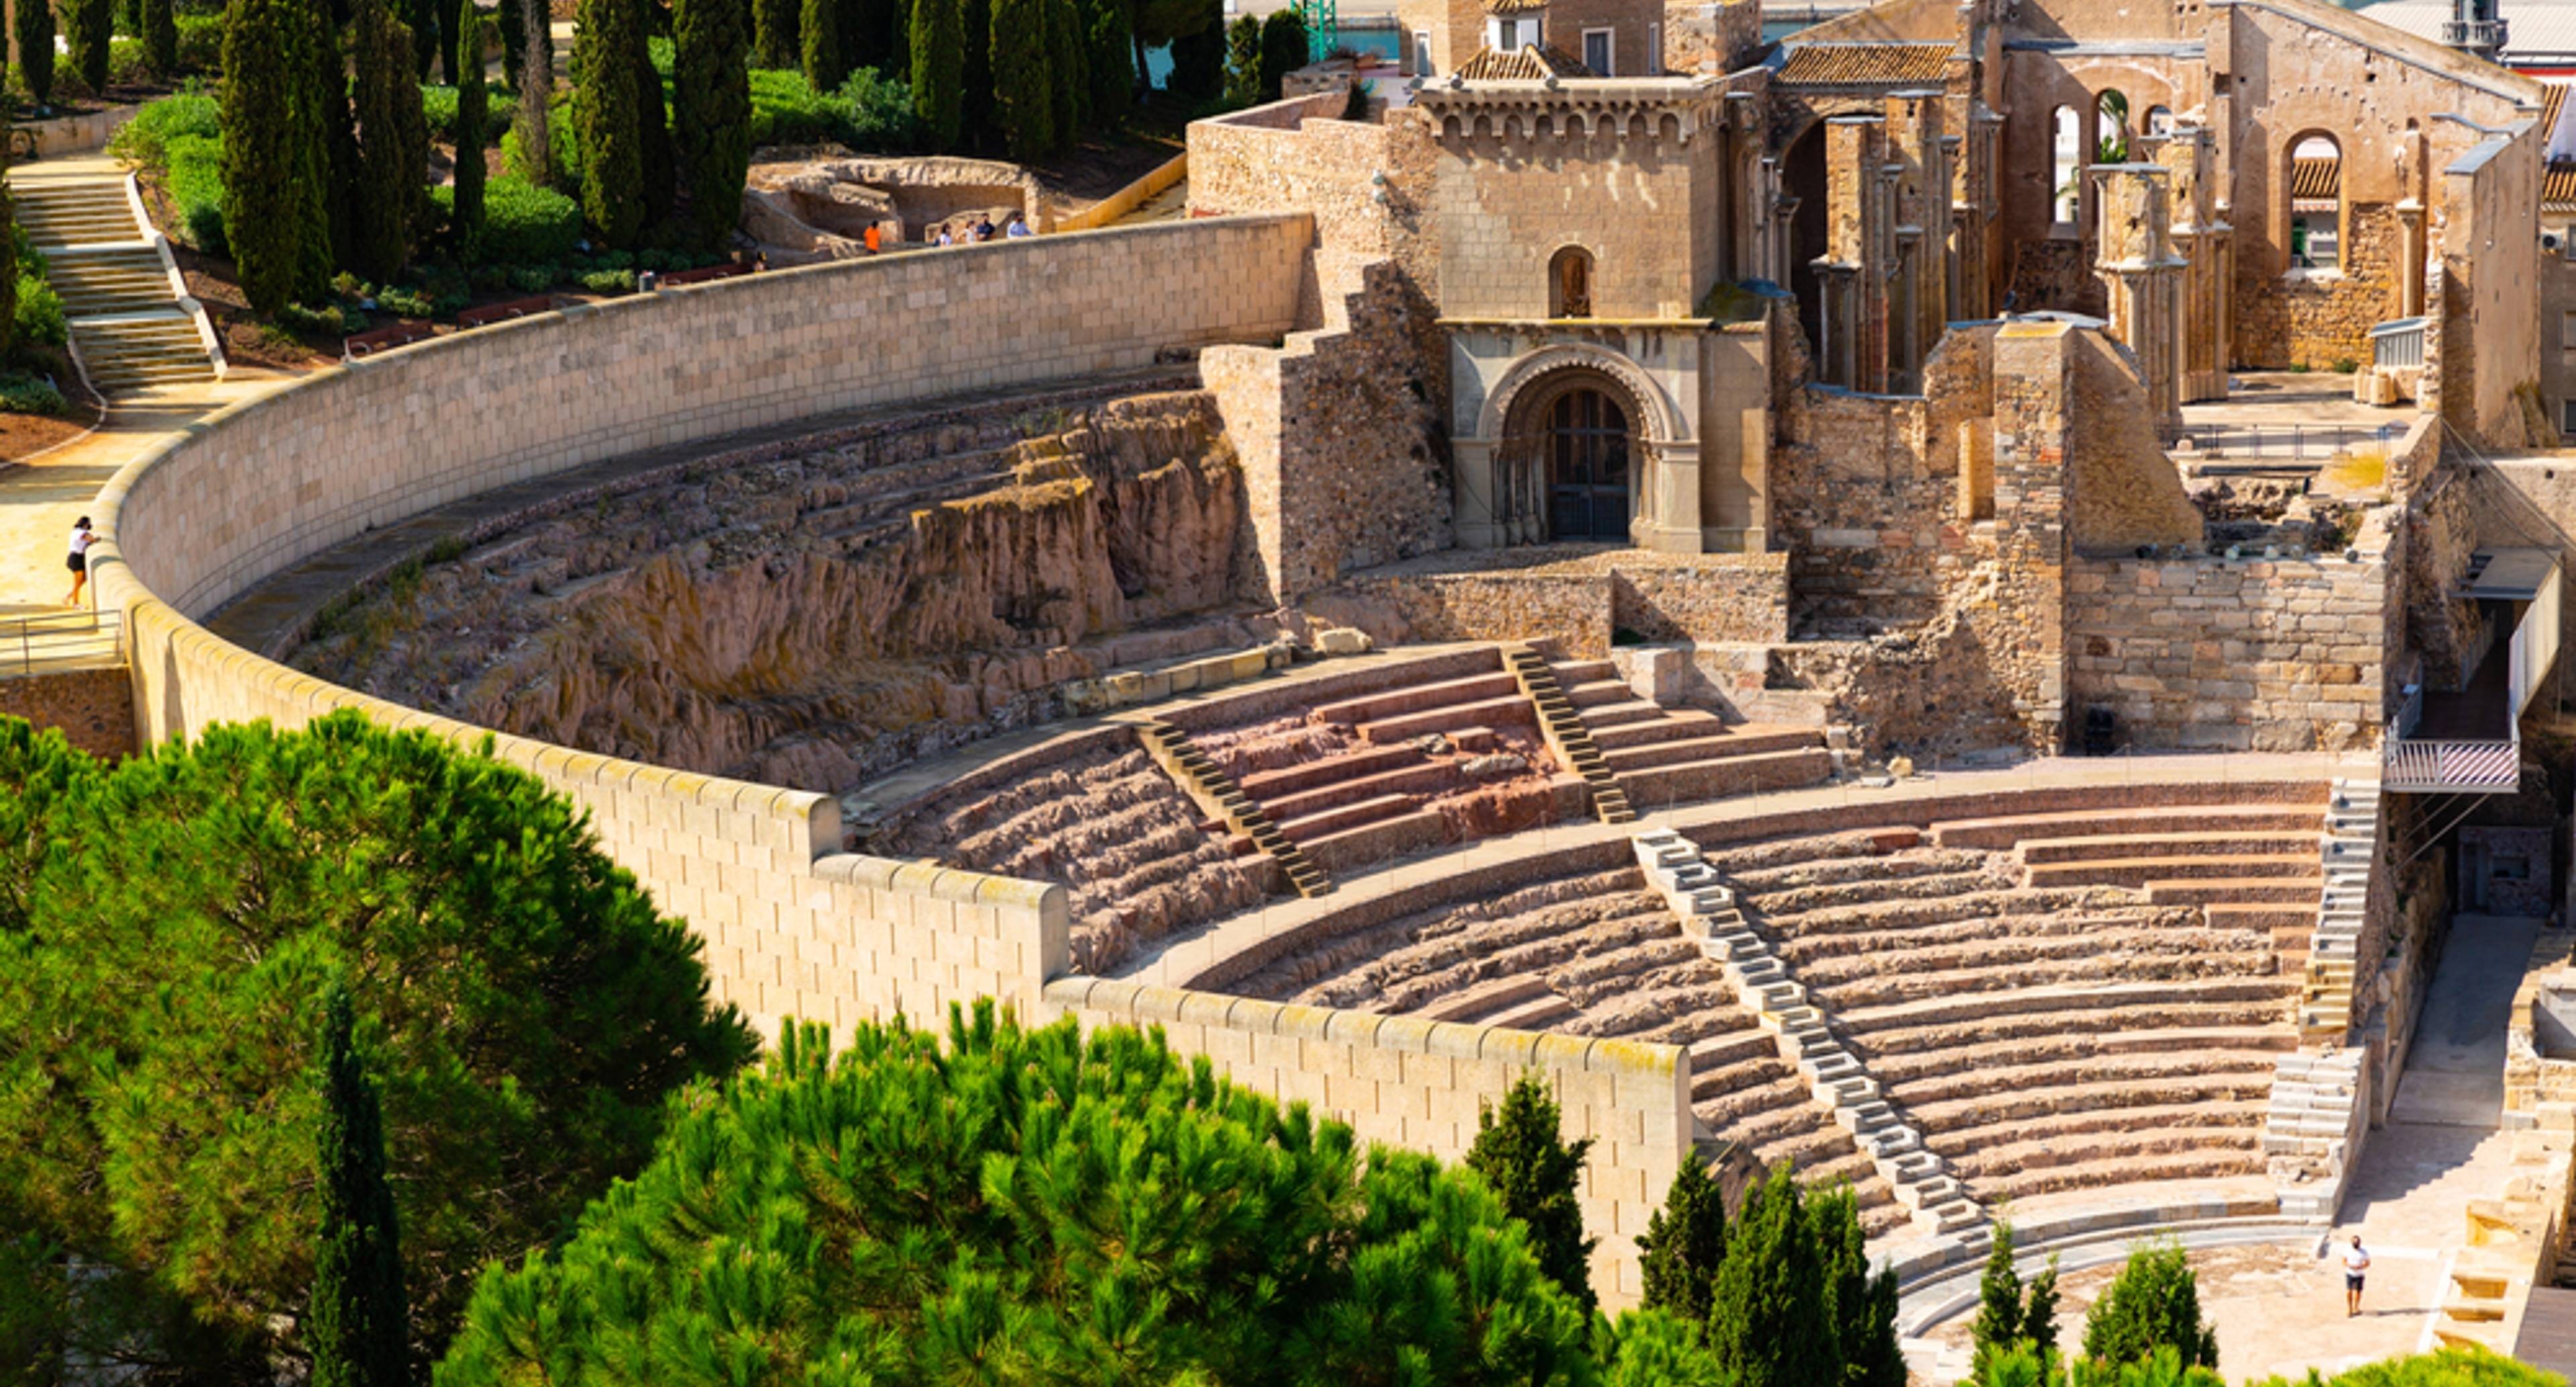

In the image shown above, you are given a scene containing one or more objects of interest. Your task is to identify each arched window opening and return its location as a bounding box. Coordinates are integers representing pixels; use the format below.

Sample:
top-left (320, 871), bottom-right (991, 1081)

top-left (2290, 134), bottom-right (2342, 270)
top-left (2093, 89), bottom-right (2131, 163)
top-left (1550, 245), bottom-right (1595, 318)
top-left (2051, 105), bottom-right (2082, 226)
top-left (2145, 105), bottom-right (2173, 136)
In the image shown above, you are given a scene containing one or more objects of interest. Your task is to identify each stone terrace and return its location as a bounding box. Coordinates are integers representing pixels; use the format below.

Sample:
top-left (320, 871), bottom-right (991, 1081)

top-left (1222, 851), bottom-right (1910, 1233)
top-left (1551, 655), bottom-right (1833, 810)
top-left (1703, 793), bottom-right (2325, 1207)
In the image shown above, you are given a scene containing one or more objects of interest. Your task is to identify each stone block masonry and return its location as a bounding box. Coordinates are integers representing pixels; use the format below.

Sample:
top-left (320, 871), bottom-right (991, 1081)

top-left (1043, 974), bottom-right (1691, 1305)
top-left (88, 213), bottom-right (1313, 1040)
top-left (0, 666), bottom-right (135, 761)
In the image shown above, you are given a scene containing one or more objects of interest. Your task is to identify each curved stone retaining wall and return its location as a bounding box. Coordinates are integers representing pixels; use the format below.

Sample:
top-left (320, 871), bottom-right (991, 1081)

top-left (88, 214), bottom-right (1312, 1038)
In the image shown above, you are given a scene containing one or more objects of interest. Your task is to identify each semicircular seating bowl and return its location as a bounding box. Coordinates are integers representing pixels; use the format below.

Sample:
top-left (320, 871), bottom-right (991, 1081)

top-left (1699, 794), bottom-right (2326, 1210)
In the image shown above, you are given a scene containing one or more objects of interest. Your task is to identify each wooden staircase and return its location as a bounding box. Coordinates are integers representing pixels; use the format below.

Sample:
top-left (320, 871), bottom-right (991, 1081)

top-left (1504, 645), bottom-right (1634, 824)
top-left (1135, 719), bottom-right (1332, 898)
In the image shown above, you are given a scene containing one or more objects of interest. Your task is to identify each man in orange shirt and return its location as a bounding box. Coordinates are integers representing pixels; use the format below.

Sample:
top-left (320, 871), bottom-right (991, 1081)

top-left (863, 223), bottom-right (882, 254)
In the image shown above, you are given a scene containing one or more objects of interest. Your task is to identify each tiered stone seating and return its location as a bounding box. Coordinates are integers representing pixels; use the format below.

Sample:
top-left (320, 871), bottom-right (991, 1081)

top-left (1185, 649), bottom-right (1584, 875)
top-left (1702, 795), bottom-right (2322, 1208)
top-left (1221, 860), bottom-right (1911, 1233)
top-left (879, 731), bottom-right (1267, 971)
top-left (1550, 659), bottom-right (1833, 808)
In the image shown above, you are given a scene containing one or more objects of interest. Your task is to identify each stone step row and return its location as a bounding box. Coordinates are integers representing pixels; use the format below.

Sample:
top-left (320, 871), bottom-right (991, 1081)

top-left (1133, 720), bottom-right (1332, 899)
top-left (2298, 778), bottom-right (2378, 1045)
top-left (1512, 647), bottom-right (1633, 824)
top-left (2260, 1046), bottom-right (2364, 1219)
top-left (1633, 826), bottom-right (1981, 1237)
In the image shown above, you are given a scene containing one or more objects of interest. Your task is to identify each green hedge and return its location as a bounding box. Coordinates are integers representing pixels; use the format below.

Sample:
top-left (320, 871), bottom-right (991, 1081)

top-left (175, 12), bottom-right (219, 69)
top-left (16, 277), bottom-right (66, 348)
top-left (105, 90), bottom-right (219, 172)
top-left (430, 175), bottom-right (580, 264)
top-left (741, 66), bottom-right (920, 148)
top-left (162, 131), bottom-right (225, 254)
top-left (422, 83), bottom-right (519, 144)
top-left (0, 369), bottom-right (66, 414)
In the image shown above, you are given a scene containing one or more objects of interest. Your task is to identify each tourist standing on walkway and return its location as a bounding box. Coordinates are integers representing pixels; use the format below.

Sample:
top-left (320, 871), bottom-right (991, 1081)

top-left (2343, 1234), bottom-right (2371, 1317)
top-left (62, 516), bottom-right (95, 608)
top-left (1006, 213), bottom-right (1033, 238)
top-left (863, 223), bottom-right (882, 254)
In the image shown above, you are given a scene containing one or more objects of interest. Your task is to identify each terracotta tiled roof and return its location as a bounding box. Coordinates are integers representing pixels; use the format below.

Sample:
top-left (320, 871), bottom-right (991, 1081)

top-left (2290, 156), bottom-right (2340, 200)
top-left (2545, 82), bottom-right (2568, 142)
top-left (1455, 42), bottom-right (1594, 79)
top-left (1485, 0), bottom-right (1549, 14)
top-left (2548, 164), bottom-right (2576, 211)
top-left (1774, 41), bottom-right (1952, 87)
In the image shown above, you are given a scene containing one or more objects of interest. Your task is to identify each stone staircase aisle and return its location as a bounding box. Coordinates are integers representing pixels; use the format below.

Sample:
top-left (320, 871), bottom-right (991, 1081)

top-left (1633, 824), bottom-right (1984, 1237)
top-left (1505, 643), bottom-right (1634, 824)
top-left (1136, 718), bottom-right (1332, 898)
top-left (2301, 779), bottom-right (2379, 1044)
top-left (13, 169), bottom-right (221, 394)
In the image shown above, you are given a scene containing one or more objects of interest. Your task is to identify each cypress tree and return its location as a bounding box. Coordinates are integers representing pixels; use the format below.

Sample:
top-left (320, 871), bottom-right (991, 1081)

top-left (13, 0), bottom-right (54, 112)
top-left (1254, 5), bottom-right (1301, 99)
top-left (751, 0), bottom-right (793, 66)
top-left (2080, 1241), bottom-right (2217, 1372)
top-left (309, 0), bottom-right (362, 283)
top-left (1705, 1164), bottom-right (1833, 1387)
top-left (1080, 0), bottom-right (1129, 130)
top-left (1810, 1186), bottom-right (1904, 1387)
top-left (142, 0), bottom-right (174, 72)
top-left (672, 0), bottom-right (747, 251)
top-left (351, 0), bottom-right (429, 280)
top-left (2023, 1256), bottom-right (2061, 1368)
top-left (307, 983), bottom-right (410, 1387)
top-left (906, 0), bottom-right (959, 148)
top-left (957, 0), bottom-right (990, 149)
top-left (223, 0), bottom-right (319, 311)
top-left (628, 0), bottom-right (674, 230)
top-left (512, 0), bottom-right (551, 184)
top-left (575, 0), bottom-right (644, 245)
top-left (496, 0), bottom-right (523, 87)
top-left (401, 0), bottom-right (437, 74)
top-left (798, 0), bottom-right (841, 93)
top-left (453, 0), bottom-right (489, 249)
top-left (1636, 1152), bottom-right (1727, 1323)
top-left (1044, 0), bottom-right (1083, 149)
top-left (1463, 1074), bottom-right (1598, 1317)
top-left (1165, 0), bottom-right (1220, 102)
top-left (987, 0), bottom-right (1046, 159)
top-left (64, 0), bottom-right (109, 93)
top-left (842, 0), bottom-right (888, 71)
top-left (1220, 13), bottom-right (1256, 107)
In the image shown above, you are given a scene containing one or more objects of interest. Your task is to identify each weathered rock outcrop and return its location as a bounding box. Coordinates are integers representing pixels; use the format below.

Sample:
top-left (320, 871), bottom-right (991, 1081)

top-left (290, 392), bottom-right (1252, 791)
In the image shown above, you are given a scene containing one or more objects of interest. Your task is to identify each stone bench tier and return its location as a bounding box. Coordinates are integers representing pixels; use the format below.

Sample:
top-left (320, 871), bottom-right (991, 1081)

top-left (1311, 671), bottom-right (1526, 726)
top-left (2016, 832), bottom-right (2325, 865)
top-left (1809, 946), bottom-right (2282, 1009)
top-left (1835, 977), bottom-right (2292, 1037)
top-left (2024, 853), bottom-right (2318, 888)
top-left (1860, 1026), bottom-right (2295, 1083)
top-left (1263, 759), bottom-right (1464, 824)
top-left (1620, 748), bottom-right (1837, 810)
top-left (1948, 1138), bottom-right (2267, 1205)
top-left (1929, 803), bottom-right (2326, 850)
top-left (2147, 877), bottom-right (2320, 905)
top-left (1891, 1051), bottom-right (2280, 1114)
top-left (1236, 742), bottom-right (1425, 799)
top-left (1358, 696), bottom-right (1540, 744)
top-left (1601, 725), bottom-right (1823, 771)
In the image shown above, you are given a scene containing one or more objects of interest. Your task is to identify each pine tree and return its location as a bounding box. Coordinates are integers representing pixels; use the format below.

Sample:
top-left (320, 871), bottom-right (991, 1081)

top-left (1221, 12), bottom-right (1256, 106)
top-left (907, 0), bottom-right (959, 147)
top-left (1705, 1164), bottom-right (1833, 1387)
top-left (1636, 1152), bottom-right (1726, 1322)
top-left (2082, 1241), bottom-right (2217, 1372)
top-left (307, 983), bottom-right (410, 1387)
top-left (64, 0), bottom-right (109, 93)
top-left (751, 0), bottom-right (793, 66)
top-left (453, 0), bottom-right (490, 249)
top-left (575, 0), bottom-right (645, 245)
top-left (141, 0), bottom-right (174, 72)
top-left (1464, 1074), bottom-right (1598, 1317)
top-left (1044, 0), bottom-right (1083, 149)
top-left (798, 0), bottom-right (841, 90)
top-left (1254, 4), bottom-right (1301, 99)
top-left (1810, 1186), bottom-right (1903, 1387)
top-left (512, 0), bottom-right (552, 184)
top-left (352, 0), bottom-right (429, 280)
top-left (1079, 0), bottom-right (1128, 130)
top-left (672, 0), bottom-right (747, 250)
top-left (223, 0), bottom-right (322, 311)
top-left (13, 0), bottom-right (54, 111)
top-left (1971, 1221), bottom-right (2026, 1376)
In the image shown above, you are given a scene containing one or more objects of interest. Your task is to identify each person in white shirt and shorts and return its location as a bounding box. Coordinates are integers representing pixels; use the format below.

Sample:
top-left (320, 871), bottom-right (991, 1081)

top-left (2343, 1234), bottom-right (2371, 1317)
top-left (62, 516), bottom-right (95, 608)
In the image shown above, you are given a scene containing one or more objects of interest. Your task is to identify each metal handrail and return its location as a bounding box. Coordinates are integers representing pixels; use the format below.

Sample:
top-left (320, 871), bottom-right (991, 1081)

top-left (2169, 421), bottom-right (2403, 460)
top-left (0, 606), bottom-right (123, 679)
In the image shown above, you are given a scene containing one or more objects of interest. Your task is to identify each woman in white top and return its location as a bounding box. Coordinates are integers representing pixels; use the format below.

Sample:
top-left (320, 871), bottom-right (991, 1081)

top-left (62, 516), bottom-right (95, 608)
top-left (2343, 1234), bottom-right (2371, 1318)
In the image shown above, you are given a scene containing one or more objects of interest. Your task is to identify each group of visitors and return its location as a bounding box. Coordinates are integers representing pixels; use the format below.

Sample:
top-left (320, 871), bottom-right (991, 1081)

top-left (930, 213), bottom-right (1036, 247)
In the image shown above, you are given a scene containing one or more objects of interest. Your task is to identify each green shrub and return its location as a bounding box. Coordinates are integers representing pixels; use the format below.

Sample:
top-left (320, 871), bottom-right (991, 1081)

top-left (507, 264), bottom-right (554, 292)
top-left (578, 268), bottom-right (635, 294)
top-left (375, 284), bottom-right (436, 317)
top-left (498, 95), bottom-right (580, 192)
top-left (475, 176), bottom-right (580, 262)
top-left (161, 131), bottom-right (227, 253)
top-left (12, 227), bottom-right (46, 281)
top-left (421, 82), bottom-right (518, 143)
top-left (15, 278), bottom-right (66, 349)
top-left (107, 34), bottom-right (153, 85)
top-left (835, 66), bottom-right (917, 148)
top-left (276, 300), bottom-right (358, 335)
top-left (174, 11), bottom-right (220, 69)
top-left (745, 65), bottom-right (843, 143)
top-left (0, 370), bottom-right (66, 415)
top-left (106, 90), bottom-right (221, 172)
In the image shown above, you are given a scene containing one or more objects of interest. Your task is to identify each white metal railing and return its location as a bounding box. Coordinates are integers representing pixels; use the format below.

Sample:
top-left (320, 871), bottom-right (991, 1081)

top-left (2370, 317), bottom-right (2425, 372)
top-left (2171, 421), bottom-right (2403, 459)
top-left (0, 607), bottom-right (122, 679)
top-left (2383, 738), bottom-right (2520, 792)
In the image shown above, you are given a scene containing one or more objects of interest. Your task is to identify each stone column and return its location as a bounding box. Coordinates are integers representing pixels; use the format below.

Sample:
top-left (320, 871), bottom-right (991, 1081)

top-left (2398, 199), bottom-right (2426, 319)
top-left (1817, 114), bottom-right (1890, 392)
top-left (2092, 163), bottom-right (2186, 435)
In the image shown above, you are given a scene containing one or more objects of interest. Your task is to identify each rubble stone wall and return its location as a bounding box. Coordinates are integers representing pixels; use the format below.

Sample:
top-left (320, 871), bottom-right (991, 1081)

top-left (0, 666), bottom-right (135, 761)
